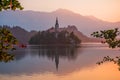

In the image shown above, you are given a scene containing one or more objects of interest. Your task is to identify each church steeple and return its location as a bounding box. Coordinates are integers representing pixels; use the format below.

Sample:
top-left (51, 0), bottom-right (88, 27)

top-left (55, 17), bottom-right (59, 30)
top-left (55, 17), bottom-right (59, 38)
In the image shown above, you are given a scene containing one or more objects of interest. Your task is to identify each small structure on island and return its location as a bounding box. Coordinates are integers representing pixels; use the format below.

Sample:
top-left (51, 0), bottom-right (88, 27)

top-left (55, 17), bottom-right (59, 38)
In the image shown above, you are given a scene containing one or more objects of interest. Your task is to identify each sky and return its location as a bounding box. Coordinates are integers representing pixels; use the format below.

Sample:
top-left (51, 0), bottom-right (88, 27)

top-left (19, 0), bottom-right (120, 22)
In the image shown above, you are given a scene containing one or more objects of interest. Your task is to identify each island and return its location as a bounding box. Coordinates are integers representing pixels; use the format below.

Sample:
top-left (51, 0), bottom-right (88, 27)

top-left (29, 18), bottom-right (81, 45)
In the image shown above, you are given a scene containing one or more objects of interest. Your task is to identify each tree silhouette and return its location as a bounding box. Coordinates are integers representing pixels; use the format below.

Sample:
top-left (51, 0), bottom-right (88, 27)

top-left (91, 28), bottom-right (120, 71)
top-left (29, 31), bottom-right (81, 45)
top-left (0, 0), bottom-right (23, 11)
top-left (0, 0), bottom-right (23, 62)
top-left (91, 28), bottom-right (120, 48)
top-left (0, 27), bottom-right (18, 62)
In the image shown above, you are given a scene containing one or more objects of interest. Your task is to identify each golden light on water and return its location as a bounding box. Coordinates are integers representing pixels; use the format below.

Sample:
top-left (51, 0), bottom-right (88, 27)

top-left (0, 62), bottom-right (120, 80)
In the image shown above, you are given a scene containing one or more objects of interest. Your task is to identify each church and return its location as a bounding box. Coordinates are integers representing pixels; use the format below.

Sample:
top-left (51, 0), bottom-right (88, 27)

top-left (47, 17), bottom-right (78, 38)
top-left (29, 17), bottom-right (81, 45)
top-left (55, 17), bottom-right (59, 33)
top-left (48, 17), bottom-right (78, 32)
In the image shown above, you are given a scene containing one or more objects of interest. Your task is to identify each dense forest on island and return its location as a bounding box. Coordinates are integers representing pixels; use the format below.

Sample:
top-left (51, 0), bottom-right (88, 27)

top-left (29, 30), bottom-right (81, 45)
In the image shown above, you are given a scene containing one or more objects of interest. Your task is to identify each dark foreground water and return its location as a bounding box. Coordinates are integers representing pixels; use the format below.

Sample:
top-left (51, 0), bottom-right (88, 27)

top-left (0, 43), bottom-right (120, 80)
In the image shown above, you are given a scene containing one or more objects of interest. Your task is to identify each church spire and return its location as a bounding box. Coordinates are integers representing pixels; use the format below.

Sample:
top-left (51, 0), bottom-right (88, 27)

top-left (55, 17), bottom-right (59, 38)
top-left (55, 17), bottom-right (59, 30)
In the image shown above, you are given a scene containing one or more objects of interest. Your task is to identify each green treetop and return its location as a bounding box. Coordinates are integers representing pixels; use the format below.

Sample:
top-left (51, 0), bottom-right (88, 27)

top-left (0, 0), bottom-right (23, 62)
top-left (0, 0), bottom-right (23, 11)
top-left (91, 28), bottom-right (120, 71)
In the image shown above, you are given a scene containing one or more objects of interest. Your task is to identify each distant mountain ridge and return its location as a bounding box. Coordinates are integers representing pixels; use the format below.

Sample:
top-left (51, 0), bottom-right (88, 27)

top-left (0, 9), bottom-right (120, 36)
top-left (0, 25), bottom-right (37, 44)
top-left (0, 25), bottom-right (100, 44)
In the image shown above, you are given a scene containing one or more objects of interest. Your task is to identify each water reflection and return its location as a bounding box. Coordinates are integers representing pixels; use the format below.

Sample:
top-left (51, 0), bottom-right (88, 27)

top-left (25, 46), bottom-right (79, 70)
top-left (0, 43), bottom-right (120, 80)
top-left (0, 45), bottom-right (82, 75)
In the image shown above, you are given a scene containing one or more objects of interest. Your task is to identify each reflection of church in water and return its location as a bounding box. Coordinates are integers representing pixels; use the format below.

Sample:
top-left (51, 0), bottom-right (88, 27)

top-left (37, 46), bottom-right (77, 71)
top-left (48, 18), bottom-right (77, 70)
top-left (54, 48), bottom-right (59, 71)
top-left (54, 17), bottom-right (59, 70)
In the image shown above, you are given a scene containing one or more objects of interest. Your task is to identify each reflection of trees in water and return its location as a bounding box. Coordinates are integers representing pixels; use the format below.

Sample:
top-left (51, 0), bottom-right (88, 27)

top-left (12, 49), bottom-right (28, 61)
top-left (29, 46), bottom-right (79, 70)
top-left (1, 45), bottom-right (80, 70)
top-left (30, 46), bottom-right (78, 59)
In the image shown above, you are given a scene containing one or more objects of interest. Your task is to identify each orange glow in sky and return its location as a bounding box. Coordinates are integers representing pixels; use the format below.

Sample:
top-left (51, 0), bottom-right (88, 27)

top-left (19, 0), bottom-right (120, 22)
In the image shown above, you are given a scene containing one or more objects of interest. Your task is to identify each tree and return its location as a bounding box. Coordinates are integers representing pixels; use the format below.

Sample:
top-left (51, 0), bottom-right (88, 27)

top-left (91, 28), bottom-right (120, 48)
top-left (0, 0), bottom-right (23, 62)
top-left (0, 0), bottom-right (23, 11)
top-left (29, 30), bottom-right (81, 45)
top-left (91, 28), bottom-right (120, 71)
top-left (0, 27), bottom-right (18, 62)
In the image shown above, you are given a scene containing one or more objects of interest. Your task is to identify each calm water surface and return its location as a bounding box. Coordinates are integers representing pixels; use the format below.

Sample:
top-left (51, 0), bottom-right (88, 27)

top-left (0, 43), bottom-right (120, 80)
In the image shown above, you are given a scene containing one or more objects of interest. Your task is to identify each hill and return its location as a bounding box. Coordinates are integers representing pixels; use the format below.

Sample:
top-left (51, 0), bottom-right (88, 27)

top-left (0, 25), bottom-right (100, 44)
top-left (0, 9), bottom-right (120, 36)
top-left (0, 25), bottom-right (37, 44)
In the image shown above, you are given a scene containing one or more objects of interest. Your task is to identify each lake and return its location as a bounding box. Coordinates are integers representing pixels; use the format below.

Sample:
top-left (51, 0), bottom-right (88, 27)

top-left (0, 43), bottom-right (120, 80)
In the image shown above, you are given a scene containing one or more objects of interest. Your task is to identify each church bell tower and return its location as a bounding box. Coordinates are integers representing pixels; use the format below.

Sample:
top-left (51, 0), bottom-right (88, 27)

top-left (55, 17), bottom-right (59, 38)
top-left (55, 17), bottom-right (59, 31)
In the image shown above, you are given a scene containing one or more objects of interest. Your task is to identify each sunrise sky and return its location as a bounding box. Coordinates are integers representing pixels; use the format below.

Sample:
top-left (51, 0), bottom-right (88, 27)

top-left (19, 0), bottom-right (120, 22)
